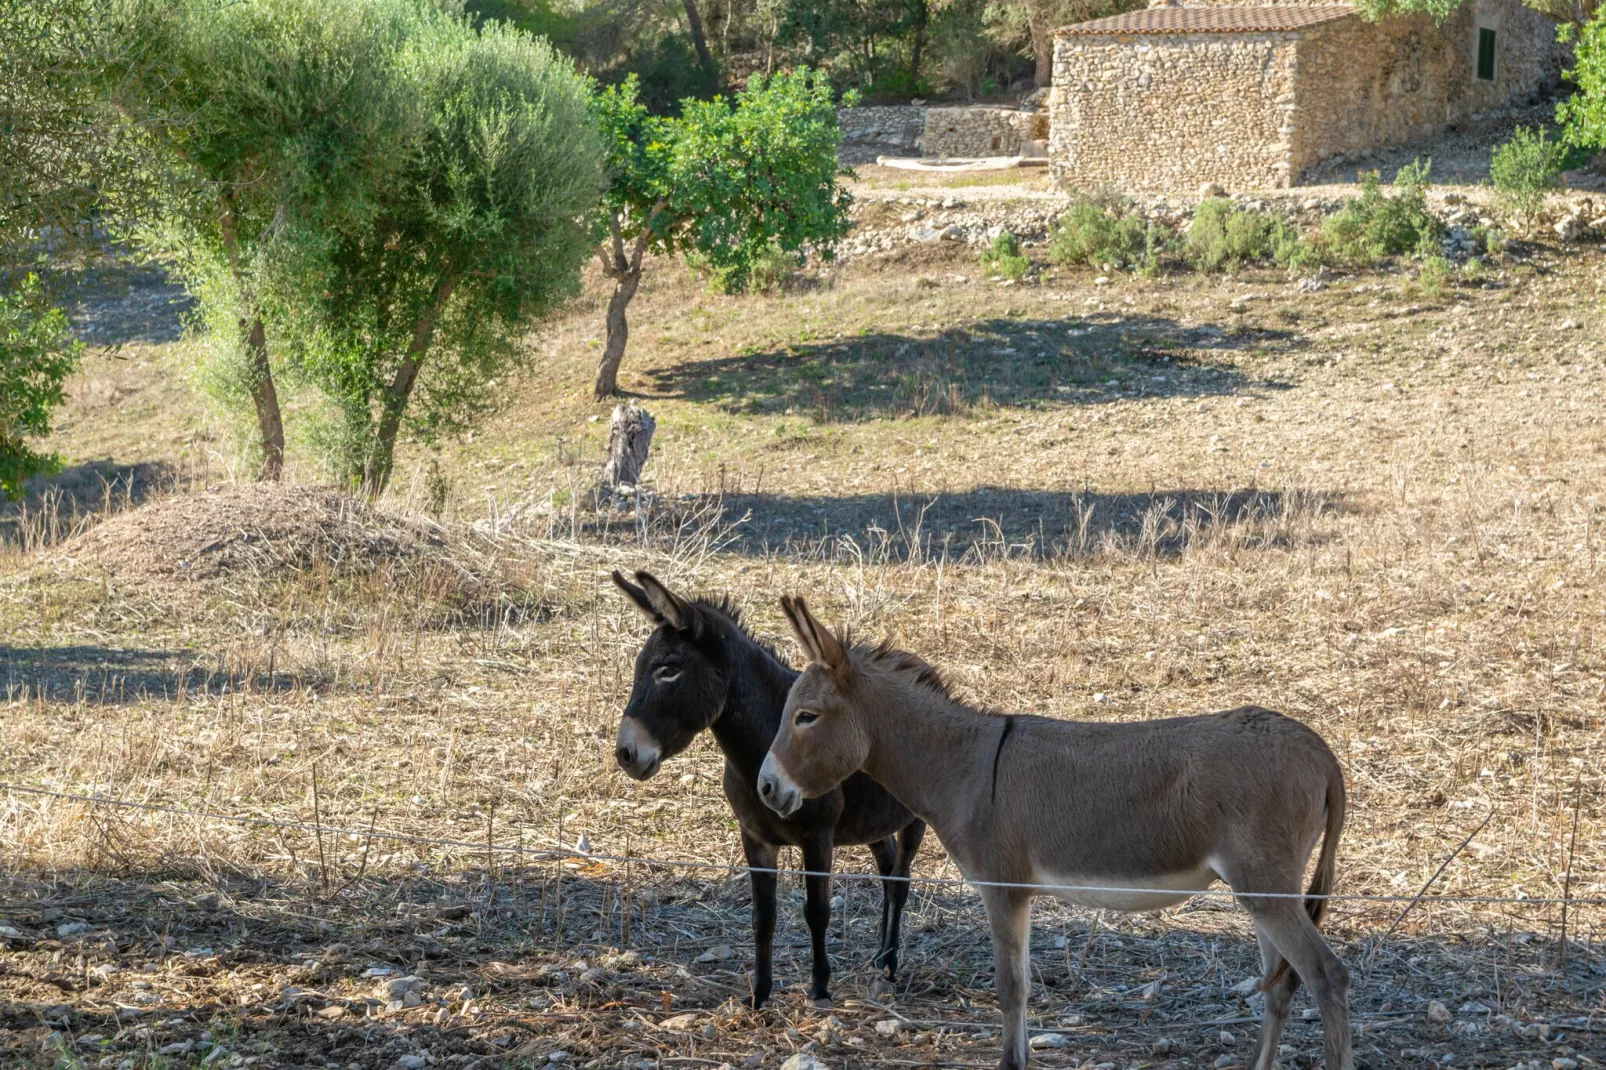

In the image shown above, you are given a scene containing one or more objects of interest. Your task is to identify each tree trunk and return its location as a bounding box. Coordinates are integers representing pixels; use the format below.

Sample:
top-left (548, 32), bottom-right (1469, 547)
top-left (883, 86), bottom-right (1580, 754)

top-left (682, 0), bottom-right (713, 74)
top-left (601, 403), bottom-right (656, 489)
top-left (909, 1), bottom-right (928, 89)
top-left (219, 196), bottom-right (286, 483)
top-left (244, 314), bottom-right (285, 482)
top-left (593, 270), bottom-right (641, 400)
top-left (362, 274), bottom-right (456, 499)
top-left (1028, 1), bottom-right (1054, 88)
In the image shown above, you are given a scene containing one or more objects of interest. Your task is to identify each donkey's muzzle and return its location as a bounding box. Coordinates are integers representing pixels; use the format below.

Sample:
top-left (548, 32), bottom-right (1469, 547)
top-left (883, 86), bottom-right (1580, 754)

top-left (757, 754), bottom-right (802, 818)
top-left (615, 718), bottom-right (662, 781)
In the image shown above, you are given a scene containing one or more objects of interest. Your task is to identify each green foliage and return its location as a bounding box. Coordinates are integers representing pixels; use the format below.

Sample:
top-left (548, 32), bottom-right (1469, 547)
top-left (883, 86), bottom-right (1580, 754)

top-left (0, 275), bottom-right (81, 499)
top-left (1558, 12), bottom-right (1606, 158)
top-left (1416, 251), bottom-right (1451, 297)
top-left (1317, 160), bottom-right (1441, 266)
top-left (748, 241), bottom-right (801, 293)
top-left (1049, 194), bottom-right (1150, 269)
top-left (1355, 0), bottom-right (1591, 27)
top-left (981, 230), bottom-right (1030, 280)
top-left (1490, 125), bottom-right (1564, 224)
top-left (1185, 198), bottom-right (1309, 273)
top-left (289, 14), bottom-right (603, 492)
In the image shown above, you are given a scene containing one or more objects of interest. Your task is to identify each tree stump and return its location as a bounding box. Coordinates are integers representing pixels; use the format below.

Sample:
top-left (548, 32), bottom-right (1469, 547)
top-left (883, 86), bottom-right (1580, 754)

top-left (601, 403), bottom-right (656, 489)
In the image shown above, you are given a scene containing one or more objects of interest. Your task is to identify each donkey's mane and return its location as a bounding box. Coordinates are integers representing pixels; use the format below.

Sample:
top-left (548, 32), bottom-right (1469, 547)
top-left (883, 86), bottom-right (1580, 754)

top-left (690, 596), bottom-right (789, 665)
top-left (850, 637), bottom-right (953, 699)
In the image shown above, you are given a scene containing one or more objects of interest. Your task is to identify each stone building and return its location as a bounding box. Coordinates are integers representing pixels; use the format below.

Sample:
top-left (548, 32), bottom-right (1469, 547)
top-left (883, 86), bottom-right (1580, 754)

top-left (1047, 1), bottom-right (1567, 191)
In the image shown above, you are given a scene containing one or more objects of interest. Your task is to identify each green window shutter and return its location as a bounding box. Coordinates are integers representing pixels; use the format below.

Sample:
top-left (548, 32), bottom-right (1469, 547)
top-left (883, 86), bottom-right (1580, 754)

top-left (1477, 28), bottom-right (1496, 81)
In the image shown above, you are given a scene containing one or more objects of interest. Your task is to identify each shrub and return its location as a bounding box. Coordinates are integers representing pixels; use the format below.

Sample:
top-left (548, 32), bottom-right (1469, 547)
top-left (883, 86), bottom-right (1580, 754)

top-left (1558, 12), bottom-right (1606, 161)
top-left (1416, 252), bottom-right (1451, 298)
top-left (749, 241), bottom-right (801, 293)
top-left (981, 230), bottom-right (1030, 280)
top-left (0, 275), bottom-right (82, 499)
top-left (1490, 125), bottom-right (1564, 226)
top-left (1317, 159), bottom-right (1441, 266)
top-left (1185, 198), bottom-right (1310, 272)
top-left (1049, 194), bottom-right (1150, 269)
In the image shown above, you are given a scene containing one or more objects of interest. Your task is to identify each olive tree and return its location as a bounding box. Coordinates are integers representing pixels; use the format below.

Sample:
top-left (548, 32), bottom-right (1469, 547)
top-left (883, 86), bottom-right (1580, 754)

top-left (287, 17), bottom-right (602, 497)
top-left (591, 69), bottom-right (852, 399)
top-left (121, 0), bottom-right (426, 481)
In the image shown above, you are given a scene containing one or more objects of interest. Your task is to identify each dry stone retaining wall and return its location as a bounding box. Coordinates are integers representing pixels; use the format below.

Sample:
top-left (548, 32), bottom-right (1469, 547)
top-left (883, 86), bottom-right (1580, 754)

top-left (837, 105), bottom-right (928, 153)
top-left (922, 106), bottom-right (1034, 157)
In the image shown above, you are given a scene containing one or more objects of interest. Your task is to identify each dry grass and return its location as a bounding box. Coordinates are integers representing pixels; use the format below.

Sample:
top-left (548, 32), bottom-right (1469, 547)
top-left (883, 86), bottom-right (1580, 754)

top-left (1, 228), bottom-right (1604, 1069)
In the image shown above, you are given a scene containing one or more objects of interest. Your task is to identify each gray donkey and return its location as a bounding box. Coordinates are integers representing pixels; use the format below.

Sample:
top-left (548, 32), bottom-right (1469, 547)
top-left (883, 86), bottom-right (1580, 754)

top-left (757, 596), bottom-right (1352, 1070)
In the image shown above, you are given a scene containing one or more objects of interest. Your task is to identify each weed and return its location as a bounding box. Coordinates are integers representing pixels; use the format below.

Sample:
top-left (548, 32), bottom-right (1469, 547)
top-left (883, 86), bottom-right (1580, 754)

top-left (1185, 198), bottom-right (1310, 272)
top-left (981, 231), bottom-right (1031, 281)
top-left (748, 241), bottom-right (800, 294)
top-left (1416, 252), bottom-right (1451, 298)
top-left (1490, 125), bottom-right (1563, 229)
top-left (1317, 159), bottom-right (1441, 266)
top-left (1049, 193), bottom-right (1151, 270)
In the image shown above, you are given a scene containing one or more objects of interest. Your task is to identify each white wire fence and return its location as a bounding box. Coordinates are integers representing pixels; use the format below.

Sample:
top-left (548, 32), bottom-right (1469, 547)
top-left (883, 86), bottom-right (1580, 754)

top-left (4, 781), bottom-right (1602, 910)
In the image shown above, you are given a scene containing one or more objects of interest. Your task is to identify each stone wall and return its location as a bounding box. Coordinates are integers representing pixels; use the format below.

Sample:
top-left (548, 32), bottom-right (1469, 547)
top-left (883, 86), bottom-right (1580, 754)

top-left (1048, 32), bottom-right (1301, 191)
top-left (1048, 0), bottom-right (1566, 192)
top-left (922, 106), bottom-right (1033, 157)
top-left (1290, 0), bottom-right (1563, 176)
top-left (837, 105), bottom-right (928, 153)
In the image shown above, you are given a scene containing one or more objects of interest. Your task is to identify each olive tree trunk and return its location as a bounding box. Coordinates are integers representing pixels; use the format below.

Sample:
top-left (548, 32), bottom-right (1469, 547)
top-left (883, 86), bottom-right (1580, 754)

top-left (219, 196), bottom-right (285, 482)
top-left (361, 273), bottom-right (457, 499)
top-left (601, 402), bottom-right (656, 488)
top-left (593, 206), bottom-right (662, 400)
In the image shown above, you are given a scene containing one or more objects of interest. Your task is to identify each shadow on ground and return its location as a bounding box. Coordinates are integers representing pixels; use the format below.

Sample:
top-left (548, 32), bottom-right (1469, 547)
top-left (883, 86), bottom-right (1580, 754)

top-left (49, 259), bottom-right (192, 347)
top-left (0, 868), bottom-right (1598, 1070)
top-left (0, 460), bottom-right (175, 551)
top-left (598, 486), bottom-right (1340, 561)
top-left (0, 643), bottom-right (304, 704)
top-left (645, 314), bottom-right (1301, 422)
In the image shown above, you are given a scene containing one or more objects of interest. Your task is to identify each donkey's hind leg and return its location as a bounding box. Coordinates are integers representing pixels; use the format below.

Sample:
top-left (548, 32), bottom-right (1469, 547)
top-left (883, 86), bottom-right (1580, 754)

top-left (874, 820), bottom-right (926, 979)
top-left (1250, 928), bottom-right (1300, 1070)
top-left (868, 835), bottom-right (900, 973)
top-left (1241, 897), bottom-right (1352, 1070)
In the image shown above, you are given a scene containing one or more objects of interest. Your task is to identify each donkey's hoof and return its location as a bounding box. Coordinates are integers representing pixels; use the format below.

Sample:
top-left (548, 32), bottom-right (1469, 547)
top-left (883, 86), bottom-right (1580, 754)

top-left (809, 995), bottom-right (833, 1010)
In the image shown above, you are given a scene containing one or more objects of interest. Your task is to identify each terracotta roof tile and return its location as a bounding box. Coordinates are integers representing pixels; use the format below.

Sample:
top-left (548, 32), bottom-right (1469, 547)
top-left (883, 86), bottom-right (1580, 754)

top-left (1057, 5), bottom-right (1355, 35)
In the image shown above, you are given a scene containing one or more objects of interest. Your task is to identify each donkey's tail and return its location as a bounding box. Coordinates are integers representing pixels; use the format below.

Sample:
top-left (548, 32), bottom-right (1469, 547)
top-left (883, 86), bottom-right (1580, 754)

top-left (1265, 770), bottom-right (1346, 989)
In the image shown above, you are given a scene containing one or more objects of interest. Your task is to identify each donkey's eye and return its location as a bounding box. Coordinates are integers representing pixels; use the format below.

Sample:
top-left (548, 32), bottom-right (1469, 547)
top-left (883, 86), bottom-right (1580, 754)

top-left (653, 665), bottom-right (681, 682)
top-left (795, 710), bottom-right (819, 726)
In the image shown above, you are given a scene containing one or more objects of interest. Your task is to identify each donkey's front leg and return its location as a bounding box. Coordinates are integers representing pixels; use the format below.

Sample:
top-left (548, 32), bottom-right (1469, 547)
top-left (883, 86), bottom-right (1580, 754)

top-left (741, 833), bottom-right (779, 1009)
top-left (980, 885), bottom-right (1033, 1069)
top-left (800, 837), bottom-right (835, 1005)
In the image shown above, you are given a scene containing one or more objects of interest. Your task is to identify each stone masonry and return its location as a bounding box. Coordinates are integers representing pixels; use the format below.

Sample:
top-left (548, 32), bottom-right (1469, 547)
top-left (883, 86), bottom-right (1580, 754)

top-left (1048, 0), bottom-right (1567, 192)
top-left (838, 104), bottom-right (1050, 159)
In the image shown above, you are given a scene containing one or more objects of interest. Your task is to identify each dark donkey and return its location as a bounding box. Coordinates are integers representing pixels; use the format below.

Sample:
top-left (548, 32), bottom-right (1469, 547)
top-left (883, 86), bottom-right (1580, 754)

top-left (611, 571), bottom-right (926, 1007)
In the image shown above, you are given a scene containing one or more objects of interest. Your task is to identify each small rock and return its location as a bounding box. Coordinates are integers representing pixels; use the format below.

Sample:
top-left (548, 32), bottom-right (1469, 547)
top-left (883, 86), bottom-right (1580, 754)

top-left (941, 224), bottom-right (964, 241)
top-left (1427, 1000), bottom-right (1452, 1024)
top-left (1153, 1038), bottom-right (1176, 1056)
top-left (1552, 1060), bottom-right (1579, 1070)
top-left (57, 922), bottom-right (90, 938)
top-left (695, 945), bottom-right (733, 964)
top-left (1200, 182), bottom-right (1226, 199)
top-left (873, 1019), bottom-right (904, 1037)
top-left (659, 1013), bottom-right (702, 1031)
top-left (911, 227), bottom-right (942, 243)
top-left (1094, 276), bottom-right (1110, 286)
top-left (1459, 1001), bottom-right (1490, 1015)
top-left (0, 926), bottom-right (22, 940)
top-left (363, 967), bottom-right (394, 978)
top-left (395, 1056), bottom-right (428, 1070)
top-left (601, 950), bottom-right (642, 971)
top-left (1215, 1057), bottom-right (1238, 1070)
top-left (1030, 1033), bottom-right (1071, 1050)
top-left (742, 1056), bottom-right (762, 1070)
top-left (158, 1041), bottom-right (195, 1056)
top-left (780, 1056), bottom-right (828, 1070)
top-left (380, 976), bottom-right (425, 1002)
top-left (1219, 1031), bottom-right (1237, 1046)
top-left (548, 1054), bottom-right (570, 1065)
top-left (1555, 215), bottom-right (1584, 242)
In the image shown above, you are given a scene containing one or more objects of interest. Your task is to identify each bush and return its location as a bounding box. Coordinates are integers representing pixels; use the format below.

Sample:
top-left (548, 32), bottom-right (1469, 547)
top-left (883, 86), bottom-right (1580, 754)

top-left (1317, 159), bottom-right (1441, 266)
top-left (1049, 194), bottom-right (1150, 270)
top-left (1490, 125), bottom-right (1564, 226)
top-left (749, 241), bottom-right (800, 293)
top-left (1185, 198), bottom-right (1310, 272)
top-left (1558, 12), bottom-right (1606, 161)
top-left (981, 230), bottom-right (1030, 280)
top-left (0, 275), bottom-right (82, 499)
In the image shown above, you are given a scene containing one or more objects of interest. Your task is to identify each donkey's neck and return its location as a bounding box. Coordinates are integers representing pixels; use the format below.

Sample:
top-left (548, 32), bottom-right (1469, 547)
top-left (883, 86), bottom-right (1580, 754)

top-left (857, 677), bottom-right (998, 834)
top-left (707, 625), bottom-right (797, 777)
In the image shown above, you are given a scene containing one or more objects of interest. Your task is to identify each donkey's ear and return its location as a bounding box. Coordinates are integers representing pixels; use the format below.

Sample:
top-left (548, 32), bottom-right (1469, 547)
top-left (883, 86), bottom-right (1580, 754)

top-left (782, 595), bottom-right (847, 674)
top-left (780, 595), bottom-right (820, 662)
top-left (635, 571), bottom-right (689, 632)
top-left (612, 570), bottom-right (660, 621)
